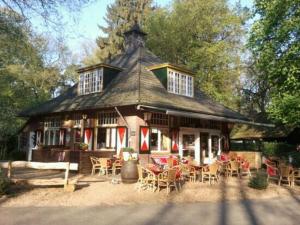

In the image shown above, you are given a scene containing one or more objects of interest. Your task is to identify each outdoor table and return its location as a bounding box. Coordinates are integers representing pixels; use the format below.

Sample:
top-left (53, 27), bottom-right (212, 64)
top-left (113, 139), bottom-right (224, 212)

top-left (147, 164), bottom-right (163, 176)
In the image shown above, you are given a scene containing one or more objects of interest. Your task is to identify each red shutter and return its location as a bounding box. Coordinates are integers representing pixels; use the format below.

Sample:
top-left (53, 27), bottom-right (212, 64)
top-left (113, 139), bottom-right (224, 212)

top-left (171, 129), bottom-right (179, 153)
top-left (116, 127), bottom-right (127, 155)
top-left (139, 126), bottom-right (150, 154)
top-left (84, 128), bottom-right (93, 150)
top-left (59, 129), bottom-right (65, 146)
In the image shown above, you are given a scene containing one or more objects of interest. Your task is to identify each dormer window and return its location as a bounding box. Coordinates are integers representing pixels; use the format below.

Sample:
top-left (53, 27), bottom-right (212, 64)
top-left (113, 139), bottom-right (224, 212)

top-left (168, 69), bottom-right (194, 97)
top-left (79, 68), bottom-right (103, 95)
top-left (148, 63), bottom-right (195, 98)
top-left (77, 63), bottom-right (122, 96)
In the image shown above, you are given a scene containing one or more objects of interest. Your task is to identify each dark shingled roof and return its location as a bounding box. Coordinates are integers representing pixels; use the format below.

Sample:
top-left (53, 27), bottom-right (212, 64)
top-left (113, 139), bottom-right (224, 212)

top-left (20, 35), bottom-right (248, 122)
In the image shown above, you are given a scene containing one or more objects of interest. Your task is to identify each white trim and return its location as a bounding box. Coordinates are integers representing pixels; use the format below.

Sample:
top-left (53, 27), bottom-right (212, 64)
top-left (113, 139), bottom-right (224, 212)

top-left (78, 68), bottom-right (103, 95)
top-left (179, 127), bottom-right (221, 165)
top-left (167, 68), bottom-right (194, 97)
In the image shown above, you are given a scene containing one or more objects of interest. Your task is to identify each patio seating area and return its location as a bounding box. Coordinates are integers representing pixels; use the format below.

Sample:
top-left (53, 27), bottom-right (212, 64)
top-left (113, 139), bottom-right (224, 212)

top-left (265, 157), bottom-right (300, 187)
top-left (87, 153), bottom-right (263, 195)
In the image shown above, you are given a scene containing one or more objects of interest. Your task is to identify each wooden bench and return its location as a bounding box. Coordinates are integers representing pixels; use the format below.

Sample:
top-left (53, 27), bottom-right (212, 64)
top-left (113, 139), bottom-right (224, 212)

top-left (0, 161), bottom-right (79, 192)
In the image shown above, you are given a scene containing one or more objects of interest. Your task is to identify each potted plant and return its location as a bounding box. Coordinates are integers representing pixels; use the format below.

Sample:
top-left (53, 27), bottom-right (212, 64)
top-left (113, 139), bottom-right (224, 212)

top-left (120, 147), bottom-right (139, 184)
top-left (36, 143), bottom-right (44, 151)
top-left (79, 143), bottom-right (89, 151)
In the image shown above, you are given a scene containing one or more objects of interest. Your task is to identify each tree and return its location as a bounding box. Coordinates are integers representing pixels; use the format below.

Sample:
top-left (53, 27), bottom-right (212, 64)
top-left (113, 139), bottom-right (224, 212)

top-left (144, 0), bottom-right (249, 109)
top-left (0, 0), bottom-right (91, 26)
top-left (248, 0), bottom-right (300, 126)
top-left (0, 9), bottom-right (69, 158)
top-left (95, 0), bottom-right (153, 62)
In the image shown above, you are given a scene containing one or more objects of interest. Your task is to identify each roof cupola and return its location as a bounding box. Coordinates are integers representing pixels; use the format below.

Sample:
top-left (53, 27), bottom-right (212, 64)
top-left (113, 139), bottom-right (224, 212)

top-left (124, 23), bottom-right (147, 52)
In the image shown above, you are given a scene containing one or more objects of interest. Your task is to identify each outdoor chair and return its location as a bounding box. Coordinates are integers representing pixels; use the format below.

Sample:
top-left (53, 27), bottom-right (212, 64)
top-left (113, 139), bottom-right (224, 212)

top-left (226, 160), bottom-right (240, 177)
top-left (157, 169), bottom-right (178, 195)
top-left (278, 165), bottom-right (293, 187)
top-left (99, 158), bottom-right (112, 177)
top-left (172, 165), bottom-right (183, 190)
top-left (202, 163), bottom-right (219, 185)
top-left (292, 169), bottom-right (300, 186)
top-left (179, 163), bottom-right (195, 182)
top-left (240, 160), bottom-right (252, 177)
top-left (112, 159), bottom-right (122, 176)
top-left (137, 165), bottom-right (156, 192)
top-left (266, 163), bottom-right (280, 184)
top-left (90, 156), bottom-right (102, 175)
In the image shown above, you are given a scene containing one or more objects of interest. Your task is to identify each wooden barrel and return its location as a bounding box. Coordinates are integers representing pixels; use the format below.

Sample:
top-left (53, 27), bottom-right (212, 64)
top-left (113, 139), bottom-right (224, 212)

top-left (121, 160), bottom-right (138, 184)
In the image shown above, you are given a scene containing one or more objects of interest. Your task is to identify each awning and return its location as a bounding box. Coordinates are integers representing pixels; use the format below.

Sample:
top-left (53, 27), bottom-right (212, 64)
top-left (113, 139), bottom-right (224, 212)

top-left (137, 104), bottom-right (274, 127)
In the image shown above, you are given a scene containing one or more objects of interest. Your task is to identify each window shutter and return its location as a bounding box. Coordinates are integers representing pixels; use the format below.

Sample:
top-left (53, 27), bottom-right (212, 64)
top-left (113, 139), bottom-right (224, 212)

top-left (171, 129), bottom-right (179, 153)
top-left (116, 127), bottom-right (128, 156)
top-left (84, 128), bottom-right (93, 150)
top-left (139, 126), bottom-right (150, 154)
top-left (35, 130), bottom-right (43, 145)
top-left (59, 129), bottom-right (66, 146)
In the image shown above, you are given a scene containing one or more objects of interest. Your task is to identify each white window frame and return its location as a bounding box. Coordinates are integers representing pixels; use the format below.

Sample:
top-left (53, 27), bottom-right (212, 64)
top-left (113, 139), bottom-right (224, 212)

top-left (97, 111), bottom-right (118, 127)
top-left (167, 68), bottom-right (194, 97)
top-left (150, 127), bottom-right (169, 152)
top-left (78, 68), bottom-right (103, 95)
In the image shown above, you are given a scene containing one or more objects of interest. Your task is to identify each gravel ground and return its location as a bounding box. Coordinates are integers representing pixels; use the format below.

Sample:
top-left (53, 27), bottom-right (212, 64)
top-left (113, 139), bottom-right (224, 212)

top-left (1, 174), bottom-right (300, 207)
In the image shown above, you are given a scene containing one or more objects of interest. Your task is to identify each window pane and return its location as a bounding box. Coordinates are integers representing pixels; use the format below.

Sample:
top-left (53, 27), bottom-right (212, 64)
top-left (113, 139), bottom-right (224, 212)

top-left (168, 70), bottom-right (174, 92)
top-left (97, 128), bottom-right (106, 149)
top-left (212, 135), bottom-right (219, 157)
top-left (175, 72), bottom-right (180, 94)
top-left (150, 128), bottom-right (158, 150)
top-left (181, 74), bottom-right (187, 95)
top-left (111, 128), bottom-right (116, 148)
top-left (106, 128), bottom-right (111, 148)
top-left (161, 130), bottom-right (169, 151)
top-left (54, 130), bottom-right (60, 145)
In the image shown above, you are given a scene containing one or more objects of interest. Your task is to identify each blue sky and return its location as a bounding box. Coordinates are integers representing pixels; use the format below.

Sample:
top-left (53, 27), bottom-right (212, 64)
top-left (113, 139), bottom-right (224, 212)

top-left (32, 0), bottom-right (253, 55)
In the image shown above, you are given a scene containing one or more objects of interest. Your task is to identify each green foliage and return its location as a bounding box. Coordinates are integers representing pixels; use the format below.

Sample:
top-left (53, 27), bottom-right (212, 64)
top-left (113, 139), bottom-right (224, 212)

top-left (262, 142), bottom-right (295, 158)
top-left (248, 171), bottom-right (268, 190)
top-left (8, 150), bottom-right (27, 161)
top-left (144, 0), bottom-right (249, 109)
top-left (122, 147), bottom-right (134, 153)
top-left (230, 141), bottom-right (261, 151)
top-left (248, 0), bottom-right (300, 126)
top-left (0, 9), bottom-right (77, 159)
top-left (93, 0), bottom-right (153, 62)
top-left (289, 151), bottom-right (300, 168)
top-left (0, 170), bottom-right (10, 196)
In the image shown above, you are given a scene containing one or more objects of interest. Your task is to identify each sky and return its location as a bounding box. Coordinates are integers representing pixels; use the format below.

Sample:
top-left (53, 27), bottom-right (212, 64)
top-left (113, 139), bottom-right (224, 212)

top-left (32, 0), bottom-right (253, 56)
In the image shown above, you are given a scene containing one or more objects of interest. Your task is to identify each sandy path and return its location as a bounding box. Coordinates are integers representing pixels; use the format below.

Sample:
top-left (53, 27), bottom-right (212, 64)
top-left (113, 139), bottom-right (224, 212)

top-left (2, 176), bottom-right (300, 207)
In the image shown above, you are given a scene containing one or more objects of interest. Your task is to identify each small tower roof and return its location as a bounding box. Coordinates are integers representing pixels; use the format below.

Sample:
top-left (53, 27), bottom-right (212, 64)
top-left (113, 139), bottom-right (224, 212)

top-left (124, 23), bottom-right (147, 36)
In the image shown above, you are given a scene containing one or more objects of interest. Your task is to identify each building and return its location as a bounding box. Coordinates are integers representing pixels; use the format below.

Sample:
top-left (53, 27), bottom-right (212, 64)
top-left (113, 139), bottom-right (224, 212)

top-left (19, 24), bottom-right (254, 168)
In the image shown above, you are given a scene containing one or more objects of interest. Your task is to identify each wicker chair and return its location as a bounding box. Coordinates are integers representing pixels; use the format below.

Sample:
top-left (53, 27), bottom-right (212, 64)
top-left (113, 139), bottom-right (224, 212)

top-left (90, 156), bottom-right (102, 175)
top-left (202, 163), bottom-right (219, 184)
top-left (292, 169), bottom-right (300, 187)
top-left (240, 160), bottom-right (252, 177)
top-left (266, 163), bottom-right (280, 184)
top-left (137, 165), bottom-right (149, 191)
top-left (157, 169), bottom-right (178, 195)
top-left (99, 158), bottom-right (112, 177)
top-left (226, 160), bottom-right (240, 177)
top-left (179, 163), bottom-right (195, 182)
top-left (278, 165), bottom-right (293, 186)
top-left (112, 159), bottom-right (122, 176)
top-left (167, 157), bottom-right (174, 169)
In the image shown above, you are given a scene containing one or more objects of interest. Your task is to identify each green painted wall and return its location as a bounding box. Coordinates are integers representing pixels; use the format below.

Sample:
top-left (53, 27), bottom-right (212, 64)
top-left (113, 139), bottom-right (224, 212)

top-left (152, 68), bottom-right (167, 88)
top-left (103, 67), bottom-right (121, 88)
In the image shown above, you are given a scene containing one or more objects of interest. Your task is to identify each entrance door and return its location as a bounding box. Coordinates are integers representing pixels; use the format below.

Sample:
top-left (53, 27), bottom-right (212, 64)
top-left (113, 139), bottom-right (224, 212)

top-left (182, 134), bottom-right (195, 158)
top-left (179, 129), bottom-right (200, 164)
top-left (200, 133), bottom-right (209, 164)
